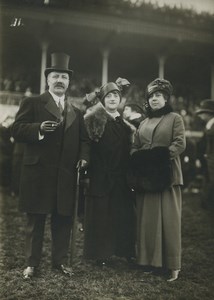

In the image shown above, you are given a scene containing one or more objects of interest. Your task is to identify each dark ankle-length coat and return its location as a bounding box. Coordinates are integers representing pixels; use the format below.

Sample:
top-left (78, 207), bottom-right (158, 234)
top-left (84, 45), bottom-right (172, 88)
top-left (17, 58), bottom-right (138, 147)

top-left (83, 103), bottom-right (136, 260)
top-left (11, 91), bottom-right (90, 216)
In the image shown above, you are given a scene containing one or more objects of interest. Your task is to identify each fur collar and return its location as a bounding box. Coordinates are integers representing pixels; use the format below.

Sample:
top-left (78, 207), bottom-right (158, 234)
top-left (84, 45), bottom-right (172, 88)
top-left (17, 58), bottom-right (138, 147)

top-left (84, 102), bottom-right (136, 142)
top-left (147, 104), bottom-right (173, 118)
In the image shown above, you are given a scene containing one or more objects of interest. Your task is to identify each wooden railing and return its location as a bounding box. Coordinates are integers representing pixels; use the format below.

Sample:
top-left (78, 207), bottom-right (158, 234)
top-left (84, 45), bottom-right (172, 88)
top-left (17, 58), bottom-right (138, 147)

top-left (0, 91), bottom-right (25, 106)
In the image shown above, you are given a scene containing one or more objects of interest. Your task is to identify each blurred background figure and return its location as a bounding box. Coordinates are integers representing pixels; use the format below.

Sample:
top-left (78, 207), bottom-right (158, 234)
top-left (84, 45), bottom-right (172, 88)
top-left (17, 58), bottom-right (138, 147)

top-left (0, 115), bottom-right (15, 190)
top-left (123, 102), bottom-right (145, 128)
top-left (196, 99), bottom-right (214, 210)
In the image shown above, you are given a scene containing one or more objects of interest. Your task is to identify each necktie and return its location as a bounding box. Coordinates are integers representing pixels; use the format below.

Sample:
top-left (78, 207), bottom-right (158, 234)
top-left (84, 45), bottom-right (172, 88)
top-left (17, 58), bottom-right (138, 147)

top-left (58, 100), bottom-right (64, 114)
top-left (58, 100), bottom-right (64, 122)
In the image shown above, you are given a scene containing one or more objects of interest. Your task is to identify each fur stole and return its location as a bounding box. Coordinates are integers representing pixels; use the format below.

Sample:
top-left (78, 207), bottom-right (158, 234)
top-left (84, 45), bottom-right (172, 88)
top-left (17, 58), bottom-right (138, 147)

top-left (128, 146), bottom-right (172, 192)
top-left (147, 104), bottom-right (173, 118)
top-left (84, 102), bottom-right (136, 142)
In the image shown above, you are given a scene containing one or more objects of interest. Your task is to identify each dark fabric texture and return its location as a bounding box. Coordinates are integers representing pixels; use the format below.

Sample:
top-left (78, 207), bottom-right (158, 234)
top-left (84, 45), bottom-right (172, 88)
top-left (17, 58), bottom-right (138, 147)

top-left (84, 179), bottom-right (135, 260)
top-left (83, 110), bottom-right (135, 260)
top-left (128, 146), bottom-right (172, 192)
top-left (11, 91), bottom-right (90, 216)
top-left (146, 104), bottom-right (173, 119)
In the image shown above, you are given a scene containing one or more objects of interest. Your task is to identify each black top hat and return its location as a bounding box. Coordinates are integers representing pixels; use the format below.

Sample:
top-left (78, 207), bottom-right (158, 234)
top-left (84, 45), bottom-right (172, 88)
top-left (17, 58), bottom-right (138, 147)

top-left (44, 53), bottom-right (73, 78)
top-left (196, 99), bottom-right (214, 115)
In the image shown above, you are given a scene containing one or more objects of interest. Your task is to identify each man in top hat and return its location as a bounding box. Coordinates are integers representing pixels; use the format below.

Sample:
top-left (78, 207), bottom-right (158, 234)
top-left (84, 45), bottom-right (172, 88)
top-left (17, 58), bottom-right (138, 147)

top-left (11, 53), bottom-right (90, 278)
top-left (196, 99), bottom-right (214, 210)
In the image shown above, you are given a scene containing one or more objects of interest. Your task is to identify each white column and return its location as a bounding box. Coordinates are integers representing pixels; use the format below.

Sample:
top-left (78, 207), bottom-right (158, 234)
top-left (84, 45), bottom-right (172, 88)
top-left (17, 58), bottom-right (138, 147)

top-left (40, 40), bottom-right (49, 94)
top-left (101, 48), bottom-right (110, 85)
top-left (158, 55), bottom-right (166, 79)
top-left (211, 64), bottom-right (214, 99)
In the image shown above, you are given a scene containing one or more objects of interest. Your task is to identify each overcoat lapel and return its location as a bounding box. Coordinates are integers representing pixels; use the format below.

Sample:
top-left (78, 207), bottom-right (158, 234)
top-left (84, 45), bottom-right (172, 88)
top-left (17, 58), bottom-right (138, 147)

top-left (42, 92), bottom-right (76, 129)
top-left (43, 92), bottom-right (61, 120)
top-left (143, 116), bottom-right (164, 142)
top-left (64, 99), bottom-right (76, 131)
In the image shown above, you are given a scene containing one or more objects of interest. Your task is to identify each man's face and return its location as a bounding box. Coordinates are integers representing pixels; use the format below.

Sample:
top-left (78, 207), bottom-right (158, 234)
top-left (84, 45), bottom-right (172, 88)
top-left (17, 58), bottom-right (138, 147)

top-left (47, 71), bottom-right (69, 96)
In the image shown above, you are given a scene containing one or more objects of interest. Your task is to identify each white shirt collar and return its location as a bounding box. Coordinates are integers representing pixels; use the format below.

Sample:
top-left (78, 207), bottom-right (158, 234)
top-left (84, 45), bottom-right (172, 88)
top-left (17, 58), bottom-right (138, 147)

top-left (49, 90), bottom-right (65, 108)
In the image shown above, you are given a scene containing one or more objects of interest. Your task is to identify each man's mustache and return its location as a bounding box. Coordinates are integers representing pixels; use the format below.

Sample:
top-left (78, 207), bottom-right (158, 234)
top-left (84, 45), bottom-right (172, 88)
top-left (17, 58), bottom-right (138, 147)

top-left (55, 83), bottom-right (65, 88)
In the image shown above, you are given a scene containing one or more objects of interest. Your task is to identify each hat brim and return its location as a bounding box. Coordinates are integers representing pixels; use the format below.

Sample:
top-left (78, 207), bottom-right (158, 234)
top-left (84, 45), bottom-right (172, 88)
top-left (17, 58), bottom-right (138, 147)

top-left (196, 109), bottom-right (214, 115)
top-left (146, 87), bottom-right (170, 100)
top-left (45, 68), bottom-right (73, 78)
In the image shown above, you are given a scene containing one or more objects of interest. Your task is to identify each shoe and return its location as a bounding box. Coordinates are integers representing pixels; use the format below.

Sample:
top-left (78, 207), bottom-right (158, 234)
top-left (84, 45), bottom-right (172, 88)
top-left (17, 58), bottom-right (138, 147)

top-left (167, 270), bottom-right (180, 282)
top-left (23, 266), bottom-right (35, 279)
top-left (53, 264), bottom-right (74, 276)
top-left (126, 256), bottom-right (136, 264)
top-left (141, 265), bottom-right (154, 274)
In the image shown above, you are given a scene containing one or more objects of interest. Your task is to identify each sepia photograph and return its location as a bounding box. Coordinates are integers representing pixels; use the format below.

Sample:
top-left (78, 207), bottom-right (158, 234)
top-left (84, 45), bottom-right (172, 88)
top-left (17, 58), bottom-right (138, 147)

top-left (0, 0), bottom-right (214, 299)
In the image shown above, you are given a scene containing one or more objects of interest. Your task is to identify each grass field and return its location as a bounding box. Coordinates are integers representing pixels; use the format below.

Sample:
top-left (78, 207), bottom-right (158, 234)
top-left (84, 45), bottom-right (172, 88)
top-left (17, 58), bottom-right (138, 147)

top-left (0, 188), bottom-right (214, 300)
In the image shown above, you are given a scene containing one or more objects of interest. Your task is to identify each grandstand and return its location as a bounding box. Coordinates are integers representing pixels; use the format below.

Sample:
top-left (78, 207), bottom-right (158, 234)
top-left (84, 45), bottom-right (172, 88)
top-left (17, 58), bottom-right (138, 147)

top-left (1, 1), bottom-right (214, 100)
top-left (0, 0), bottom-right (213, 198)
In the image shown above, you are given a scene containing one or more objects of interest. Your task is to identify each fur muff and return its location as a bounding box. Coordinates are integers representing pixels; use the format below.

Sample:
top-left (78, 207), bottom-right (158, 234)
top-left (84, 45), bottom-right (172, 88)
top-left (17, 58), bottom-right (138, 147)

top-left (84, 102), bottom-right (136, 142)
top-left (128, 147), bottom-right (172, 192)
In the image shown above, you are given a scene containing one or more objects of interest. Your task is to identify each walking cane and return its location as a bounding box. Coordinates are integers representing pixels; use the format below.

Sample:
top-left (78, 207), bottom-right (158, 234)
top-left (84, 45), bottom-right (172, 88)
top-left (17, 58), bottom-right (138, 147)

top-left (70, 166), bottom-right (80, 266)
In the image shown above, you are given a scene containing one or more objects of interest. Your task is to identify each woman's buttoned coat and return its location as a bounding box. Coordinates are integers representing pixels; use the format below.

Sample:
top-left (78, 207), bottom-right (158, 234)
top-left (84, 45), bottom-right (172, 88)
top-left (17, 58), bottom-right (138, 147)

top-left (11, 91), bottom-right (90, 216)
top-left (132, 112), bottom-right (186, 185)
top-left (132, 110), bottom-right (186, 269)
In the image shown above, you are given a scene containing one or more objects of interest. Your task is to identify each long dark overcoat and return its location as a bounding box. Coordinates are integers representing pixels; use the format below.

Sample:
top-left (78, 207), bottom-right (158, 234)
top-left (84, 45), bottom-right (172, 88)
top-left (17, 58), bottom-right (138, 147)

top-left (11, 91), bottom-right (90, 216)
top-left (83, 106), bottom-right (136, 260)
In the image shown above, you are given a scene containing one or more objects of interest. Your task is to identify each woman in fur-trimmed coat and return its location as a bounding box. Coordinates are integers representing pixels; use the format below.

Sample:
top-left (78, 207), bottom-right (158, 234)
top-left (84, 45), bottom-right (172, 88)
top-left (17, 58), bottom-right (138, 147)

top-left (131, 78), bottom-right (186, 281)
top-left (83, 79), bottom-right (136, 265)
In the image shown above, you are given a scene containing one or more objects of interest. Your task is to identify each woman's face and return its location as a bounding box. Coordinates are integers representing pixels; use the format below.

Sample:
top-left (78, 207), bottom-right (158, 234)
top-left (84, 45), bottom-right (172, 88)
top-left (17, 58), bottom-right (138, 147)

top-left (148, 91), bottom-right (166, 111)
top-left (104, 91), bottom-right (120, 112)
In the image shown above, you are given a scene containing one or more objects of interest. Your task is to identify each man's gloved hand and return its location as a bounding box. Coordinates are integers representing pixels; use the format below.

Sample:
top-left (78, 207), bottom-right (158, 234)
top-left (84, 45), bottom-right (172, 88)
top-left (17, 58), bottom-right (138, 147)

top-left (40, 121), bottom-right (60, 134)
top-left (76, 159), bottom-right (88, 170)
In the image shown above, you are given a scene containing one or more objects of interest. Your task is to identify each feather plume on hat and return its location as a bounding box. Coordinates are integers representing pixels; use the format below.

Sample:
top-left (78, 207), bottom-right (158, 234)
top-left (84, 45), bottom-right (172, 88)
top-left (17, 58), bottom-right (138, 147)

top-left (83, 77), bottom-right (130, 108)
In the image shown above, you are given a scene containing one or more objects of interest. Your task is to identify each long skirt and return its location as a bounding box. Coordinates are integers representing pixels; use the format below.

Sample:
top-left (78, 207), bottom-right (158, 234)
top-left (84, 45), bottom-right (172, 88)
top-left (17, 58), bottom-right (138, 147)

top-left (84, 182), bottom-right (135, 260)
top-left (136, 185), bottom-right (182, 270)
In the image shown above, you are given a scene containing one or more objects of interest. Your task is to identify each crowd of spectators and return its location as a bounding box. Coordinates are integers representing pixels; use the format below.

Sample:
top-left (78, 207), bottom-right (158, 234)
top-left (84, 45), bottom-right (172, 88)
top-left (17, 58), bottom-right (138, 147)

top-left (0, 76), bottom-right (33, 96)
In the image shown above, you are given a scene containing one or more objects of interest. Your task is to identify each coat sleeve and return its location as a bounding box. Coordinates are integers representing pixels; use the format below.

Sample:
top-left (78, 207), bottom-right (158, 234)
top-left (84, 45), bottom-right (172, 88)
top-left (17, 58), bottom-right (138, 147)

top-left (169, 114), bottom-right (186, 159)
top-left (11, 97), bottom-right (41, 143)
top-left (79, 111), bottom-right (91, 163)
top-left (130, 127), bottom-right (141, 155)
